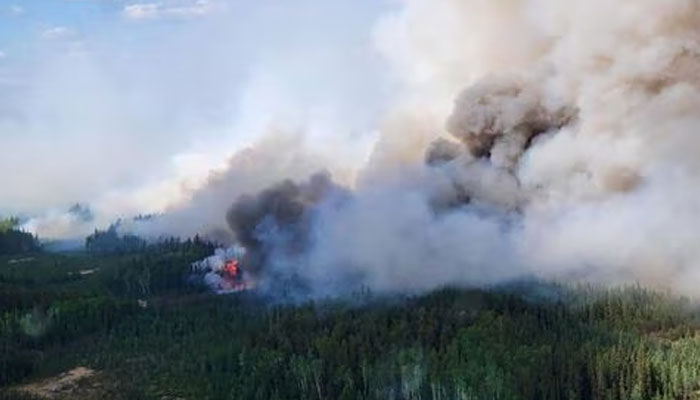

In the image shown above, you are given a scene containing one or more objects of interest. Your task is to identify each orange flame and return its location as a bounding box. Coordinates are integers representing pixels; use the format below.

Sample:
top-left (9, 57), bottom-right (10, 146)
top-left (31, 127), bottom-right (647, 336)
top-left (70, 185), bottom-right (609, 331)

top-left (223, 259), bottom-right (240, 279)
top-left (213, 258), bottom-right (254, 293)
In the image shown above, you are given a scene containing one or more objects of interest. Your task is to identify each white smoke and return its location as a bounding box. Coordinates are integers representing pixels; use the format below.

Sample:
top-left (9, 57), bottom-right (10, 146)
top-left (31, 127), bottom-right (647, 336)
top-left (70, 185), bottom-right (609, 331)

top-left (123, 130), bottom-right (357, 243)
top-left (335, 0), bottom-right (700, 294)
top-left (192, 245), bottom-right (245, 275)
top-left (191, 245), bottom-right (249, 293)
top-left (11, 0), bottom-right (700, 296)
top-left (1, 1), bottom-right (387, 240)
top-left (204, 0), bottom-right (700, 297)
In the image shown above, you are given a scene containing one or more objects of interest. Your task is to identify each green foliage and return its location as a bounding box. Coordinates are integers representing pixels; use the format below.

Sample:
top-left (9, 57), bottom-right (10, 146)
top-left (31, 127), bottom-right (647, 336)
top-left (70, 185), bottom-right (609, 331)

top-left (0, 392), bottom-right (44, 400)
top-left (0, 218), bottom-right (38, 255)
top-left (0, 218), bottom-right (19, 233)
top-left (2, 244), bottom-right (700, 399)
top-left (85, 225), bottom-right (146, 254)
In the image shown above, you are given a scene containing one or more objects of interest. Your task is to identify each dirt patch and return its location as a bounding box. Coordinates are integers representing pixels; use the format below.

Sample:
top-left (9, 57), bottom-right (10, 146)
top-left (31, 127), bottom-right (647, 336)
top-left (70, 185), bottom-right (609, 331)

top-left (12, 367), bottom-right (97, 399)
top-left (7, 257), bottom-right (35, 265)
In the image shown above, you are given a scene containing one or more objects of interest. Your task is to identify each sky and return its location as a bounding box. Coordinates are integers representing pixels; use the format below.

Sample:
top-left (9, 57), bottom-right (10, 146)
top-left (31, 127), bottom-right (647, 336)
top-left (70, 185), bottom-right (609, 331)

top-left (0, 0), bottom-right (395, 233)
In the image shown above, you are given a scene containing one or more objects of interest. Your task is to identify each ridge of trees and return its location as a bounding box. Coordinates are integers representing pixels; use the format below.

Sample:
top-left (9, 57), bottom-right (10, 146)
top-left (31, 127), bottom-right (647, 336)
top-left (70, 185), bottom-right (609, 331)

top-left (3, 239), bottom-right (700, 399)
top-left (85, 224), bottom-right (146, 254)
top-left (0, 218), bottom-right (39, 255)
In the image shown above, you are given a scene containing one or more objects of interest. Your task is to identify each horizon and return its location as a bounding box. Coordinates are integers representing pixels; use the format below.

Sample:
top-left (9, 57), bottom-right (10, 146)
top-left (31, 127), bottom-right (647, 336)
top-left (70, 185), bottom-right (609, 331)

top-left (0, 0), bottom-right (394, 239)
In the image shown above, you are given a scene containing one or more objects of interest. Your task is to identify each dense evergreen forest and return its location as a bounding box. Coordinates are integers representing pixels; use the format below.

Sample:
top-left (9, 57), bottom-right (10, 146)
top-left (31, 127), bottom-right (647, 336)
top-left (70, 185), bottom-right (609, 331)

top-left (2, 237), bottom-right (700, 399)
top-left (85, 225), bottom-right (147, 254)
top-left (0, 218), bottom-right (39, 255)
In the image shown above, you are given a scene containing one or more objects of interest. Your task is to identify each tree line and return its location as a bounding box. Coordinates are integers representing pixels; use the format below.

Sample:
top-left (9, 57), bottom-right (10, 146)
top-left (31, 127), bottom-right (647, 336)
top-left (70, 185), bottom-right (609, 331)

top-left (3, 238), bottom-right (700, 399)
top-left (0, 218), bottom-right (38, 255)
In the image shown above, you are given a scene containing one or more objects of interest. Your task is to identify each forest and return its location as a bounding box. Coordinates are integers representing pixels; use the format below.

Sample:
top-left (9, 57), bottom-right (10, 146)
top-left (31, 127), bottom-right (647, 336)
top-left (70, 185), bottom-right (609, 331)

top-left (0, 219), bottom-right (39, 256)
top-left (2, 231), bottom-right (700, 399)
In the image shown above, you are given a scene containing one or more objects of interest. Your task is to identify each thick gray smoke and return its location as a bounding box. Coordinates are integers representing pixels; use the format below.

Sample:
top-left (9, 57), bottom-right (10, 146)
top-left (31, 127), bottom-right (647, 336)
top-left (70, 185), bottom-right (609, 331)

top-left (162, 0), bottom-right (700, 298)
top-left (225, 172), bottom-right (342, 276)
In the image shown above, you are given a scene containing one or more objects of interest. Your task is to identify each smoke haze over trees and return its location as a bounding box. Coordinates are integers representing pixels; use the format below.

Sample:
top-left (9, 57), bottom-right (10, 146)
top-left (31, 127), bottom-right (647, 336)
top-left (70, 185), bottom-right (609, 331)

top-left (5, 0), bottom-right (700, 302)
top-left (5, 245), bottom-right (700, 399)
top-left (98, 0), bottom-right (700, 299)
top-left (7, 2), bottom-right (700, 399)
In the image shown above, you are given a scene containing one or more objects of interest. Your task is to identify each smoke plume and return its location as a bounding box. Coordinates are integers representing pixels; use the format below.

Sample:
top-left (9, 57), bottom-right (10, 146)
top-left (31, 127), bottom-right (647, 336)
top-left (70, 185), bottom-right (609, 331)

top-left (12, 0), bottom-right (700, 297)
top-left (2, 1), bottom-right (386, 239)
top-left (174, 0), bottom-right (700, 298)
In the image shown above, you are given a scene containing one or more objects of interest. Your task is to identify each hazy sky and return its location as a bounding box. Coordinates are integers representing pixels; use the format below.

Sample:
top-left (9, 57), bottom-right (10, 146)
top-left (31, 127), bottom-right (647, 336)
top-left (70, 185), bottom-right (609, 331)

top-left (0, 0), bottom-right (394, 221)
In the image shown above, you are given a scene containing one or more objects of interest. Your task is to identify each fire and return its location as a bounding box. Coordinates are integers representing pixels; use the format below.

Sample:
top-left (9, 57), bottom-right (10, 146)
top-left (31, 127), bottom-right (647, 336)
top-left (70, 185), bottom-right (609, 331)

top-left (217, 258), bottom-right (253, 293)
top-left (191, 246), bottom-right (255, 294)
top-left (223, 259), bottom-right (240, 279)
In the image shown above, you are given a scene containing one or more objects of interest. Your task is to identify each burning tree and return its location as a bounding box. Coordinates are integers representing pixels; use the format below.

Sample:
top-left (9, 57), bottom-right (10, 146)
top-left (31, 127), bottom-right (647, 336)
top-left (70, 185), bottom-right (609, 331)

top-left (191, 245), bottom-right (254, 294)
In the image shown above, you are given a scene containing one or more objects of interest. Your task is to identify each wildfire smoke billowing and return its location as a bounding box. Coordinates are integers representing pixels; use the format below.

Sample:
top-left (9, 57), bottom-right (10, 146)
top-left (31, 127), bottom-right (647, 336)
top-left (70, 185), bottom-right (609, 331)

top-left (169, 0), bottom-right (700, 298)
top-left (191, 246), bottom-right (254, 294)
